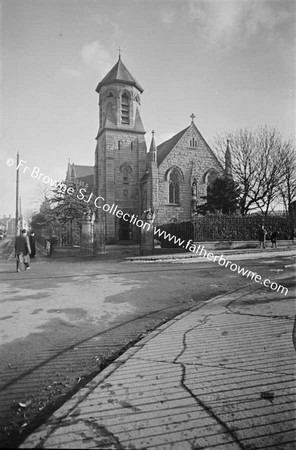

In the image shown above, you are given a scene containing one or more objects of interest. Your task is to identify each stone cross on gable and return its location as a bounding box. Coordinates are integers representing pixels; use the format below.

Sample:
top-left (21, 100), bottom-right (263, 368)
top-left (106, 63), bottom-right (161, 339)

top-left (190, 113), bottom-right (196, 123)
top-left (118, 46), bottom-right (122, 59)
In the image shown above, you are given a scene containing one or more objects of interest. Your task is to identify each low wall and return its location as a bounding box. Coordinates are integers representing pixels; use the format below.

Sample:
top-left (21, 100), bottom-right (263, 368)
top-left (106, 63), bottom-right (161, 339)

top-left (193, 240), bottom-right (295, 250)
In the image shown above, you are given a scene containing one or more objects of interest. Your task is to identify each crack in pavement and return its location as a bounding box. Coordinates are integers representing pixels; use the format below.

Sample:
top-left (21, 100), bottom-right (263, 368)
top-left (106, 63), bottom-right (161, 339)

top-left (76, 418), bottom-right (124, 449)
top-left (166, 300), bottom-right (295, 449)
top-left (179, 363), bottom-right (245, 450)
top-left (224, 299), bottom-right (293, 320)
top-left (36, 417), bottom-right (124, 450)
top-left (173, 317), bottom-right (246, 450)
top-left (225, 309), bottom-right (293, 320)
top-left (130, 356), bottom-right (294, 377)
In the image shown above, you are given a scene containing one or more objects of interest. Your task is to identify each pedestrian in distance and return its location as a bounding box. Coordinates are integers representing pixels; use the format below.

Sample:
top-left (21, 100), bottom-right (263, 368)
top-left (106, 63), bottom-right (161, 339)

top-left (45, 239), bottom-right (51, 257)
top-left (15, 229), bottom-right (31, 272)
top-left (271, 230), bottom-right (279, 248)
top-left (258, 225), bottom-right (267, 249)
top-left (29, 231), bottom-right (36, 258)
top-left (45, 237), bottom-right (54, 256)
top-left (49, 236), bottom-right (55, 256)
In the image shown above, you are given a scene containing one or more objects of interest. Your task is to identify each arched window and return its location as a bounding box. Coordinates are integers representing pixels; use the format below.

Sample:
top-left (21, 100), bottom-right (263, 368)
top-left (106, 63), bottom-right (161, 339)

top-left (206, 169), bottom-right (218, 186)
top-left (122, 166), bottom-right (129, 184)
top-left (121, 92), bottom-right (130, 124)
top-left (192, 181), bottom-right (197, 197)
top-left (120, 164), bottom-right (132, 184)
top-left (169, 169), bottom-right (181, 204)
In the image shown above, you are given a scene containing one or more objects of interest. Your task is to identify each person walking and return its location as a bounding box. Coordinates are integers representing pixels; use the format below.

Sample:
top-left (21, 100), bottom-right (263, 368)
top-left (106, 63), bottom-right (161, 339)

top-left (258, 225), bottom-right (267, 249)
top-left (15, 229), bottom-right (31, 272)
top-left (271, 230), bottom-right (279, 248)
top-left (29, 231), bottom-right (36, 258)
top-left (45, 239), bottom-right (52, 256)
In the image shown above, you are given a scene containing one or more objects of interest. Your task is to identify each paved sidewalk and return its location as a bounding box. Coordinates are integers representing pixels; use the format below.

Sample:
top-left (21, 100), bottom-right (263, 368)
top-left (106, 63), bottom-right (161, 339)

top-left (126, 247), bottom-right (296, 263)
top-left (20, 282), bottom-right (295, 449)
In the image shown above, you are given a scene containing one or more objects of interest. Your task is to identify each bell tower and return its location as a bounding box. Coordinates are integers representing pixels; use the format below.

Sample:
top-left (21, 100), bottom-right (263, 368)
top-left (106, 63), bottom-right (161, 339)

top-left (94, 55), bottom-right (147, 244)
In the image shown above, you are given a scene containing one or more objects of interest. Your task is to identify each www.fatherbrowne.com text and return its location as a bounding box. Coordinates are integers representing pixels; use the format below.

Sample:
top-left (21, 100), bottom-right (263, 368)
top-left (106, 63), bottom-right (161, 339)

top-left (7, 158), bottom-right (289, 296)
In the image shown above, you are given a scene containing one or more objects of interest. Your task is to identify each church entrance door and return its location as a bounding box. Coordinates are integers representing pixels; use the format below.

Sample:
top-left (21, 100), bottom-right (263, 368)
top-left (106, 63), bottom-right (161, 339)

top-left (119, 216), bottom-right (132, 240)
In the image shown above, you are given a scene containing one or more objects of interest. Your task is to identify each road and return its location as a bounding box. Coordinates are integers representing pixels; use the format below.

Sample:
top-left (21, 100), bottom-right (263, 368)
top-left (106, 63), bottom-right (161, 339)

top-left (0, 238), bottom-right (294, 447)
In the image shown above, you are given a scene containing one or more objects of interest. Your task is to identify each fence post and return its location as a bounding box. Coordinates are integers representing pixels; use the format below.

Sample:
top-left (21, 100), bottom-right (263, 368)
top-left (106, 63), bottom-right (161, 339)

top-left (140, 210), bottom-right (154, 256)
top-left (80, 211), bottom-right (93, 255)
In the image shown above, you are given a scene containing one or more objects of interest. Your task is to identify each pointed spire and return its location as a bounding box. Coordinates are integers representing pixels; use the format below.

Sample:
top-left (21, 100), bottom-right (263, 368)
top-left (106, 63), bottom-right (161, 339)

top-left (66, 158), bottom-right (71, 181)
top-left (96, 55), bottom-right (143, 93)
top-left (225, 138), bottom-right (232, 178)
top-left (71, 163), bottom-right (75, 180)
top-left (149, 130), bottom-right (157, 164)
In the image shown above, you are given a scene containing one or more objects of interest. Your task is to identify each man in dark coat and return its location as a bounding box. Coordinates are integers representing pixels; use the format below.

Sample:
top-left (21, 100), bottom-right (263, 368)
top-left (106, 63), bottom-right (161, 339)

top-left (271, 230), bottom-right (279, 248)
top-left (29, 232), bottom-right (36, 257)
top-left (15, 229), bottom-right (31, 272)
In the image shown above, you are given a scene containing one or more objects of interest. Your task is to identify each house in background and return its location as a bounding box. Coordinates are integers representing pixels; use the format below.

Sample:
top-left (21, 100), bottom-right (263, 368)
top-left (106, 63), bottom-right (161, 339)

top-left (0, 215), bottom-right (15, 235)
top-left (0, 219), bottom-right (7, 238)
top-left (0, 215), bottom-right (29, 235)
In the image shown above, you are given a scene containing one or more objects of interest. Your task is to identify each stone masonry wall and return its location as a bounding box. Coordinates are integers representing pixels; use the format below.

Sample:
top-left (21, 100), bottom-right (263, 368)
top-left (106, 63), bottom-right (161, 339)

top-left (97, 130), bottom-right (147, 243)
top-left (156, 125), bottom-right (223, 226)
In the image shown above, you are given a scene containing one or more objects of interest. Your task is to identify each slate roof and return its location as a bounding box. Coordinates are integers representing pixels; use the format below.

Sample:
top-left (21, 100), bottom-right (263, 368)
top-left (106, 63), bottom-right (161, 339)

top-left (66, 164), bottom-right (95, 191)
top-left (78, 174), bottom-right (94, 191)
top-left (133, 107), bottom-right (145, 133)
top-left (96, 57), bottom-right (144, 93)
top-left (157, 126), bottom-right (190, 165)
top-left (73, 165), bottom-right (94, 179)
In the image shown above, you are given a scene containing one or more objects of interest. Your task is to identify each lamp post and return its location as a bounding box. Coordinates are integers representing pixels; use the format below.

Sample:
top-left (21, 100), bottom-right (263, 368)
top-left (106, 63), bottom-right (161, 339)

top-left (15, 152), bottom-right (19, 236)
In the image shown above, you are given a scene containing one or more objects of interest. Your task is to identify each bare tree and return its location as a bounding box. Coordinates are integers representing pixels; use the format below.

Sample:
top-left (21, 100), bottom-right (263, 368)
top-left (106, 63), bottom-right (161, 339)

top-left (213, 126), bottom-right (289, 215)
top-left (278, 140), bottom-right (296, 214)
top-left (34, 182), bottom-right (53, 205)
top-left (23, 207), bottom-right (39, 225)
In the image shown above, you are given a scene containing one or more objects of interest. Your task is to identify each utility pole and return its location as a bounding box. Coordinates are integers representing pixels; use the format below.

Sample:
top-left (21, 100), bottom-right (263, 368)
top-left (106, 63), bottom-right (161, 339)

top-left (15, 152), bottom-right (19, 236)
top-left (19, 197), bottom-right (22, 230)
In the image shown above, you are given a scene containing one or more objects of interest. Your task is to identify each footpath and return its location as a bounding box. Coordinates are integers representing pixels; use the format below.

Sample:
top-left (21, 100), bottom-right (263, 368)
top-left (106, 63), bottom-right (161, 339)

top-left (126, 243), bottom-right (296, 263)
top-left (20, 249), bottom-right (296, 449)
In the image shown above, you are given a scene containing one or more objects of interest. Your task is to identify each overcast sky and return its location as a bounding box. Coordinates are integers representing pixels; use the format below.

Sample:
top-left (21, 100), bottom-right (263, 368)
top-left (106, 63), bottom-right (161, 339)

top-left (0, 0), bottom-right (295, 217)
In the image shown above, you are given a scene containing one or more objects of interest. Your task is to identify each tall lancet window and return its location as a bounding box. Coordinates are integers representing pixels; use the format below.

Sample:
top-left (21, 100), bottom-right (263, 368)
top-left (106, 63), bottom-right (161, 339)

top-left (121, 92), bottom-right (130, 124)
top-left (122, 166), bottom-right (129, 184)
top-left (169, 169), bottom-right (180, 204)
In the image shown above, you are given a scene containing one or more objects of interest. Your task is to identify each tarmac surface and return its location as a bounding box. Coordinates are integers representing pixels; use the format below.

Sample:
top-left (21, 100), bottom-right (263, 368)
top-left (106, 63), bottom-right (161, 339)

top-left (20, 257), bottom-right (295, 449)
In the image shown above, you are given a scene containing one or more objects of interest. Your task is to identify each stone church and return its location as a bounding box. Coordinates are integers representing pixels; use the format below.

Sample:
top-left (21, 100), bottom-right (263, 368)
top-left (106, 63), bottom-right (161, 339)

top-left (68, 56), bottom-right (226, 245)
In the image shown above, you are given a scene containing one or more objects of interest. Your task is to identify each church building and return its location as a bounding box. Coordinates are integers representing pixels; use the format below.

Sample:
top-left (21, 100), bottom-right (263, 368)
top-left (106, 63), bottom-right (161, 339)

top-left (67, 56), bottom-right (226, 245)
top-left (93, 55), bottom-right (225, 244)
